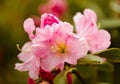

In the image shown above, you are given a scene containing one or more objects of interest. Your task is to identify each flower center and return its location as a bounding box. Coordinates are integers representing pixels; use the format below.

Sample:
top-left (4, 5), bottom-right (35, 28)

top-left (51, 43), bottom-right (68, 54)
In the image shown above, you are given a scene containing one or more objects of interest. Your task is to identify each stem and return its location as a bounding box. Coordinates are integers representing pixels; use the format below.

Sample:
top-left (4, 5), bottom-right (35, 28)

top-left (72, 70), bottom-right (87, 84)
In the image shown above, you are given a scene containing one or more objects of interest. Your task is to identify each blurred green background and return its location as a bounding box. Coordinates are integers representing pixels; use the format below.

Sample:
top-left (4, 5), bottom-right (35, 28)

top-left (0, 0), bottom-right (120, 84)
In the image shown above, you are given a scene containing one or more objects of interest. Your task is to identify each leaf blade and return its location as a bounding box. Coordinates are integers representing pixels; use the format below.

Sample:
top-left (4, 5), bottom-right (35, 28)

top-left (53, 67), bottom-right (76, 84)
top-left (95, 48), bottom-right (120, 62)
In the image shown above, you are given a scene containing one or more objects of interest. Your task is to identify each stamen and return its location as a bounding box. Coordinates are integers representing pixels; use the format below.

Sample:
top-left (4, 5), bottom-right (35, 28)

top-left (16, 44), bottom-right (22, 52)
top-left (51, 46), bottom-right (57, 53)
top-left (51, 43), bottom-right (68, 55)
top-left (17, 44), bottom-right (31, 52)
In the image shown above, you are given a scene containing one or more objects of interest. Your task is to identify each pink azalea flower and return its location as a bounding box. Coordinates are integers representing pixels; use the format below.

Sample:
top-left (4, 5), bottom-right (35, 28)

top-left (73, 9), bottom-right (111, 53)
top-left (39, 0), bottom-right (68, 18)
top-left (15, 42), bottom-right (40, 80)
top-left (32, 21), bottom-right (88, 71)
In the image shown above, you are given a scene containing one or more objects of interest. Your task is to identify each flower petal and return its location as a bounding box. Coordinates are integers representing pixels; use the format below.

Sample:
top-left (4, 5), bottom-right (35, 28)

top-left (73, 9), bottom-right (97, 37)
top-left (17, 42), bottom-right (32, 62)
top-left (24, 18), bottom-right (35, 39)
top-left (88, 30), bottom-right (111, 53)
top-left (84, 9), bottom-right (97, 22)
top-left (15, 56), bottom-right (40, 80)
top-left (66, 35), bottom-right (88, 64)
top-left (41, 54), bottom-right (62, 72)
top-left (40, 13), bottom-right (60, 28)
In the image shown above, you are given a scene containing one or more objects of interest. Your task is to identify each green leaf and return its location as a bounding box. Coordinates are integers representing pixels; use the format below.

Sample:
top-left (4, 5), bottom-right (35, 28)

top-left (53, 67), bottom-right (76, 84)
top-left (76, 64), bottom-right (95, 78)
top-left (53, 71), bottom-right (67, 84)
top-left (95, 62), bottom-right (114, 72)
top-left (95, 48), bottom-right (120, 62)
top-left (78, 54), bottom-right (105, 64)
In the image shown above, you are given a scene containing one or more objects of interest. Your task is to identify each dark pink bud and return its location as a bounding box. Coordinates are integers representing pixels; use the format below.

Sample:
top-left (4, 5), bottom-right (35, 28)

top-left (28, 78), bottom-right (36, 84)
top-left (43, 14), bottom-right (59, 27)
top-left (40, 13), bottom-right (60, 28)
top-left (67, 72), bottom-right (72, 84)
top-left (39, 69), bottom-right (54, 84)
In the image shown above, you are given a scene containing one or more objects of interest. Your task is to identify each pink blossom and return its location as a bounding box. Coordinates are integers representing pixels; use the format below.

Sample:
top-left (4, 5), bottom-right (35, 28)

top-left (39, 0), bottom-right (68, 18)
top-left (32, 21), bottom-right (88, 71)
top-left (73, 9), bottom-right (111, 53)
top-left (15, 42), bottom-right (40, 80)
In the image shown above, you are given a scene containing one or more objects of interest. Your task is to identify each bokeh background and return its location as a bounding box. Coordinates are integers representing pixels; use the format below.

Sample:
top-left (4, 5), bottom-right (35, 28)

top-left (0, 0), bottom-right (120, 84)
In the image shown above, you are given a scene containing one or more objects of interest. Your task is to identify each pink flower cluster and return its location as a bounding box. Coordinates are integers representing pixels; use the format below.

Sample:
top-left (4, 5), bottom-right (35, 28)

top-left (15, 9), bottom-right (111, 81)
